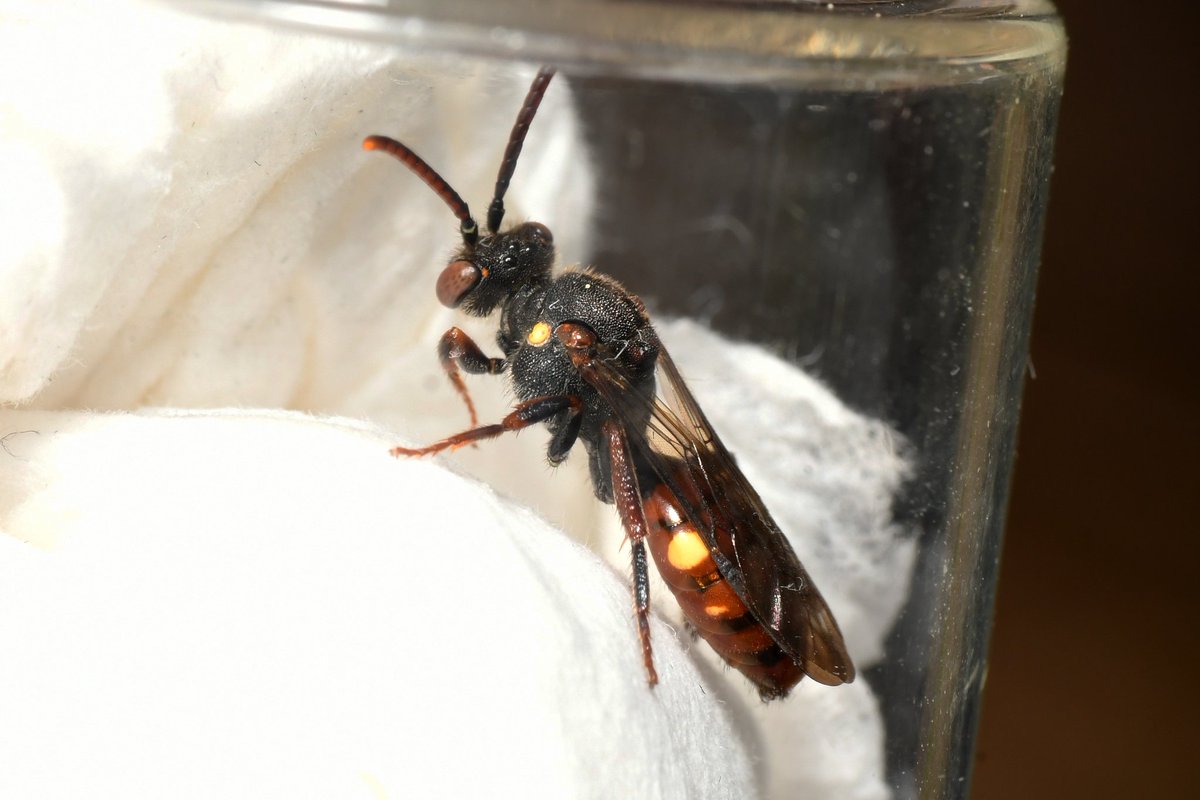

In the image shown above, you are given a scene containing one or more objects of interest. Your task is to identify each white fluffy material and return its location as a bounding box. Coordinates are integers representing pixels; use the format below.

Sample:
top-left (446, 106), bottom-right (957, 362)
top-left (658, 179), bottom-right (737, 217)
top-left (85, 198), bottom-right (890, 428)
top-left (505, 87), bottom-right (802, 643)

top-left (0, 411), bottom-right (753, 798)
top-left (0, 2), bottom-right (915, 798)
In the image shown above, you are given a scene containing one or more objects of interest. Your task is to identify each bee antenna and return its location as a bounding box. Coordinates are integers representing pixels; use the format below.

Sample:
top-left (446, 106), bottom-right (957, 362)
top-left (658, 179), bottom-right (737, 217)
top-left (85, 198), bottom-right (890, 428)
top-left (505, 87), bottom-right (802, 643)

top-left (487, 68), bottom-right (555, 234)
top-left (362, 135), bottom-right (479, 246)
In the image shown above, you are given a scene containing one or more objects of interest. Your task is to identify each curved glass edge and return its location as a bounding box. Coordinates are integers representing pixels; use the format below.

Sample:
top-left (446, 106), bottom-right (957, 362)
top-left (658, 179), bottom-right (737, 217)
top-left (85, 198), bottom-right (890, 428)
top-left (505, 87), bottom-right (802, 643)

top-left (173, 0), bottom-right (1065, 88)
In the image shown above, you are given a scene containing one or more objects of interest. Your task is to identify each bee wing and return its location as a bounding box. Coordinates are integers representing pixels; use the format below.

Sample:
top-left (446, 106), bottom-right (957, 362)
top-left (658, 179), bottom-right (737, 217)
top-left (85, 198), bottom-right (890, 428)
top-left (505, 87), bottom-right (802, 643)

top-left (576, 334), bottom-right (855, 686)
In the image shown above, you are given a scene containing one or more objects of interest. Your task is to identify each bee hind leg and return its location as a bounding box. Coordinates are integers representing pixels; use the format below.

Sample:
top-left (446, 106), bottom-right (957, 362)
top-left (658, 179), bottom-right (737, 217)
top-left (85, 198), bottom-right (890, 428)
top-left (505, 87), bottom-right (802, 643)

top-left (602, 419), bottom-right (658, 688)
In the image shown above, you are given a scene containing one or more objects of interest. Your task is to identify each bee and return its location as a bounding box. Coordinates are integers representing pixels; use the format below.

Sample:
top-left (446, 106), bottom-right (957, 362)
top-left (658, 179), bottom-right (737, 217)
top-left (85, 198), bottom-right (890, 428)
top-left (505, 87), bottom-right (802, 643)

top-left (366, 69), bottom-right (853, 698)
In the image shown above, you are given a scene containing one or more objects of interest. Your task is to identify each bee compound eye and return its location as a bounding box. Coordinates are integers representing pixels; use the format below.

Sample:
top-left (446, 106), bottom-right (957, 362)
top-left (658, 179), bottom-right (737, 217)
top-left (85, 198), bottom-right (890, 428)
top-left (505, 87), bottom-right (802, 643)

top-left (525, 221), bottom-right (553, 244)
top-left (436, 260), bottom-right (482, 308)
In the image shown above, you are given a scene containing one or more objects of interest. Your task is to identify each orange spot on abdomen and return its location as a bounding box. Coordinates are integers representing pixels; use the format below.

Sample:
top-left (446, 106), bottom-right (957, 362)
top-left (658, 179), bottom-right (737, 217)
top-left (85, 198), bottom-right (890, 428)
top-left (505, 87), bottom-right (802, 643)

top-left (644, 484), bottom-right (712, 591)
top-left (673, 579), bottom-right (750, 635)
top-left (666, 527), bottom-right (712, 573)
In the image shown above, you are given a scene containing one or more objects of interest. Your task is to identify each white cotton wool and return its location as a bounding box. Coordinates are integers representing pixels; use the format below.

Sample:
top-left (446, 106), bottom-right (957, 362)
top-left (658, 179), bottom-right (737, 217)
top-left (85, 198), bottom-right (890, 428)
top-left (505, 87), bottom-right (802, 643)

top-left (0, 410), bottom-right (756, 799)
top-left (0, 0), bottom-right (592, 410)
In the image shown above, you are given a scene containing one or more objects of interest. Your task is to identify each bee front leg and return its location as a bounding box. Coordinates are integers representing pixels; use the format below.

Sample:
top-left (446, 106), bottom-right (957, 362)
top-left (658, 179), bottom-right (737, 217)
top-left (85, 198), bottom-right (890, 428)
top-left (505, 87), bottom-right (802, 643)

top-left (546, 405), bottom-right (583, 466)
top-left (438, 326), bottom-right (506, 427)
top-left (602, 419), bottom-right (658, 689)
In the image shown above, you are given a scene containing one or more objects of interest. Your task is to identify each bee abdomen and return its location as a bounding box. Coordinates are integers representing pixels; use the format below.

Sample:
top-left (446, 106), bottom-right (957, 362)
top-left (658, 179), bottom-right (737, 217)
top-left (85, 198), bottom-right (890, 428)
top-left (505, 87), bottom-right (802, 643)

top-left (642, 481), bottom-right (804, 697)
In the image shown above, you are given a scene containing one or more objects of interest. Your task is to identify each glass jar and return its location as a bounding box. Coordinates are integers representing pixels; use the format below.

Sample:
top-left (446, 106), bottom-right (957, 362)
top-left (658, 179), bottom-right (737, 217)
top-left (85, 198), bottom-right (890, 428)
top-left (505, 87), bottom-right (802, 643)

top-left (11, 1), bottom-right (1064, 797)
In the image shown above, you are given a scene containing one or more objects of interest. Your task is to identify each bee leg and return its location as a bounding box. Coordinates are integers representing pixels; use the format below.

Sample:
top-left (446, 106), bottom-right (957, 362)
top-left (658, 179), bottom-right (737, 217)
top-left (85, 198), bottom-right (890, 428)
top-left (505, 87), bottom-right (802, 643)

top-left (629, 539), bottom-right (657, 687)
top-left (546, 404), bottom-right (583, 465)
top-left (438, 326), bottom-right (507, 427)
top-left (390, 394), bottom-right (582, 457)
top-left (603, 419), bottom-right (659, 688)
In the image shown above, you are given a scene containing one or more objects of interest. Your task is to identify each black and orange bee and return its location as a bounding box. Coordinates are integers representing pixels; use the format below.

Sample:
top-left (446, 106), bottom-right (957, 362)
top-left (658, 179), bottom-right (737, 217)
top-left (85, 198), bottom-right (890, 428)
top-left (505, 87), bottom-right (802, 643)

top-left (365, 68), bottom-right (854, 699)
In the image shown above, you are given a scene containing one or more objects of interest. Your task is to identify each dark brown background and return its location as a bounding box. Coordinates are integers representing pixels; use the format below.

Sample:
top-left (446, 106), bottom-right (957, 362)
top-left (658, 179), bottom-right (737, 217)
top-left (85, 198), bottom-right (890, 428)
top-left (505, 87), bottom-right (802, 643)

top-left (971, 2), bottom-right (1199, 798)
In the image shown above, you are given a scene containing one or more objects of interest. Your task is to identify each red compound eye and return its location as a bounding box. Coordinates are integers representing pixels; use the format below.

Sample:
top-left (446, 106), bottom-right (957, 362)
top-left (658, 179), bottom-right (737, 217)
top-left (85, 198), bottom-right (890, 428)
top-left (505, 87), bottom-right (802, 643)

top-left (436, 260), bottom-right (481, 308)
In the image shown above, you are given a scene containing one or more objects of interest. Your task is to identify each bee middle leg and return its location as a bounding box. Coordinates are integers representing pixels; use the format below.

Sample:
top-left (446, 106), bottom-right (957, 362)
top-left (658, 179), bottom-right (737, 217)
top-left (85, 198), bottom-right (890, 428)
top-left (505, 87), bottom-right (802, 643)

top-left (390, 394), bottom-right (583, 457)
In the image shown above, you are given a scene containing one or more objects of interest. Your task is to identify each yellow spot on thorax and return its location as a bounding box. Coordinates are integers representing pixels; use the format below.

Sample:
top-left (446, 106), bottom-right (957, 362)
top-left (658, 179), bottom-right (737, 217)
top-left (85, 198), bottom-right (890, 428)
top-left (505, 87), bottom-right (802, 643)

top-left (527, 321), bottom-right (552, 346)
top-left (667, 527), bottom-right (712, 574)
